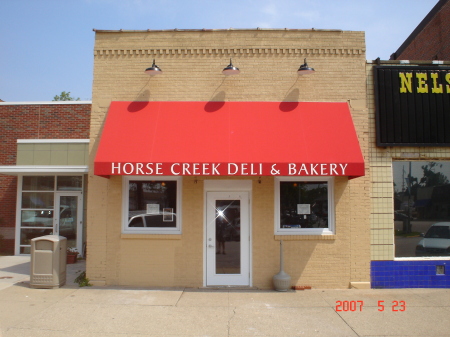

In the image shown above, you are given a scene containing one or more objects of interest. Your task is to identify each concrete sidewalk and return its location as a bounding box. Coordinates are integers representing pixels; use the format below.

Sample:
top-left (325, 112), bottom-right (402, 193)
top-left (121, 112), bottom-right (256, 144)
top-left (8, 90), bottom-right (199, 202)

top-left (1, 256), bottom-right (449, 336)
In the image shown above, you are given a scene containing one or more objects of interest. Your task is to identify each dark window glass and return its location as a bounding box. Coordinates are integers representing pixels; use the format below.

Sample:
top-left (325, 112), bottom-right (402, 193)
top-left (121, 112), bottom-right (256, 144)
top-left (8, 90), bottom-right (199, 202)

top-left (279, 181), bottom-right (328, 229)
top-left (23, 176), bottom-right (54, 191)
top-left (21, 192), bottom-right (54, 209)
top-left (393, 161), bottom-right (450, 257)
top-left (57, 176), bottom-right (82, 191)
top-left (128, 181), bottom-right (177, 228)
top-left (215, 200), bottom-right (241, 274)
top-left (129, 216), bottom-right (144, 227)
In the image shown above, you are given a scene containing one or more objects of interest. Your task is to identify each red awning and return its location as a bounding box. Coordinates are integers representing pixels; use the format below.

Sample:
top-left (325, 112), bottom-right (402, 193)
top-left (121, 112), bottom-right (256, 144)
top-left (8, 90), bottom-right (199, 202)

top-left (94, 101), bottom-right (365, 178)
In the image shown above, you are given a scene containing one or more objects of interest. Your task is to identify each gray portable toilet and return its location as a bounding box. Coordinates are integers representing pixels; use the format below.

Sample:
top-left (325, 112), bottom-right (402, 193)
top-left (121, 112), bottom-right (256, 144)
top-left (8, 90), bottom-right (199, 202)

top-left (30, 235), bottom-right (67, 288)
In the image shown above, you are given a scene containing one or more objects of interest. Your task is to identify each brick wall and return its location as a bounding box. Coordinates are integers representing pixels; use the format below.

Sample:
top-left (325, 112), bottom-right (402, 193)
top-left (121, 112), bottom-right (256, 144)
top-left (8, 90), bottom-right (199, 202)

top-left (395, 0), bottom-right (450, 60)
top-left (0, 103), bottom-right (91, 254)
top-left (0, 176), bottom-right (16, 253)
top-left (88, 29), bottom-right (370, 288)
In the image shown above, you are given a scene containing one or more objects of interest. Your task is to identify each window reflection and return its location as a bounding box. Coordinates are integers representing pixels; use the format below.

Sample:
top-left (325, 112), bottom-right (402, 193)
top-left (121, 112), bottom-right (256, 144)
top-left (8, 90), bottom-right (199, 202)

top-left (393, 161), bottom-right (450, 257)
top-left (215, 200), bottom-right (241, 274)
top-left (21, 210), bottom-right (54, 227)
top-left (279, 181), bottom-right (328, 229)
top-left (19, 175), bottom-right (83, 252)
top-left (21, 192), bottom-right (54, 209)
top-left (128, 180), bottom-right (177, 228)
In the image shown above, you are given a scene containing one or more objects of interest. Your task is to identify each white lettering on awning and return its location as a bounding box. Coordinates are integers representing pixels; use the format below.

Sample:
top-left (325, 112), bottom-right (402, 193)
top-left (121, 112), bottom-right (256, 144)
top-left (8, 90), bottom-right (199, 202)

top-left (109, 162), bottom-right (351, 176)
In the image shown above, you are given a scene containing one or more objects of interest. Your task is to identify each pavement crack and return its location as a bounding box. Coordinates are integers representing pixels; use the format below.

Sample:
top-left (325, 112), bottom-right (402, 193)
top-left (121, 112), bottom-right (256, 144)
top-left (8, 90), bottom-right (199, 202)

top-left (227, 307), bottom-right (237, 336)
top-left (174, 287), bottom-right (186, 307)
top-left (332, 309), bottom-right (361, 337)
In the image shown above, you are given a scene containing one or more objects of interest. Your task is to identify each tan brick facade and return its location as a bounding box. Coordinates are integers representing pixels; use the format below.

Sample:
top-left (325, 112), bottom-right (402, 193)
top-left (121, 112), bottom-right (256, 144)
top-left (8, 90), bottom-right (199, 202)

top-left (88, 29), bottom-right (370, 289)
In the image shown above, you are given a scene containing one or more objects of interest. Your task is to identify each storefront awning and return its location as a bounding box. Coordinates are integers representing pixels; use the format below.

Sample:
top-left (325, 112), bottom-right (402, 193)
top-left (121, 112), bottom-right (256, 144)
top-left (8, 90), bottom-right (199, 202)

top-left (94, 101), bottom-right (365, 178)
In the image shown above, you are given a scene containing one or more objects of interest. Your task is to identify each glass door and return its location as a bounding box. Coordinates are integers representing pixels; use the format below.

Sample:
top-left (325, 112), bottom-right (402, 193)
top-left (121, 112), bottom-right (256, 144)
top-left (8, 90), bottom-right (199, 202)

top-left (55, 193), bottom-right (83, 255)
top-left (206, 192), bottom-right (250, 286)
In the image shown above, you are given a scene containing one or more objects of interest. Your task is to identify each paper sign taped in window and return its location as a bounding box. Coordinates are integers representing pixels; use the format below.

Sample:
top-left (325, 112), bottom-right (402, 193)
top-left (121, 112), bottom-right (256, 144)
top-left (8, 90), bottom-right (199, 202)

top-left (163, 208), bottom-right (174, 222)
top-left (147, 204), bottom-right (159, 214)
top-left (297, 204), bottom-right (310, 215)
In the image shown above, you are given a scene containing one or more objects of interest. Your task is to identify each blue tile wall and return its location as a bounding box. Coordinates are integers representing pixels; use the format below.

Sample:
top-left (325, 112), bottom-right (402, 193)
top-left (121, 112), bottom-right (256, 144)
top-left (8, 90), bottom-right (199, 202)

top-left (371, 260), bottom-right (450, 288)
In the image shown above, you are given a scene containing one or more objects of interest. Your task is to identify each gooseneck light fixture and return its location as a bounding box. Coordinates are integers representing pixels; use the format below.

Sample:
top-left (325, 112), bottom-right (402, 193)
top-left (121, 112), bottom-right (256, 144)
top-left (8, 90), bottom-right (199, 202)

top-left (222, 58), bottom-right (240, 75)
top-left (145, 59), bottom-right (162, 75)
top-left (297, 58), bottom-right (315, 75)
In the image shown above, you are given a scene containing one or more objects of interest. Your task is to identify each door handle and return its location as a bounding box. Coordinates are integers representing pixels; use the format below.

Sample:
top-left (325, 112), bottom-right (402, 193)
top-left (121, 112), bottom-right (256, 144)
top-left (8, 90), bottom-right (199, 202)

top-left (208, 245), bottom-right (214, 248)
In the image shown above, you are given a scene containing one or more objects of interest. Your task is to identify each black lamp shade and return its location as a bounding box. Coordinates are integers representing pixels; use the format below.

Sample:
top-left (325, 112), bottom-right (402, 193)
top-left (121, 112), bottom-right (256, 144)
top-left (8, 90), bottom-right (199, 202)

top-left (222, 58), bottom-right (240, 75)
top-left (297, 58), bottom-right (315, 75)
top-left (145, 59), bottom-right (162, 75)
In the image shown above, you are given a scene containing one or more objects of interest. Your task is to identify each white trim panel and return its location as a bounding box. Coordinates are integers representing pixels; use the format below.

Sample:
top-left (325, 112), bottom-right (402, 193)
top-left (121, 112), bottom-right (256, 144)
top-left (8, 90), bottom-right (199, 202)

top-left (17, 139), bottom-right (89, 143)
top-left (14, 177), bottom-right (22, 255)
top-left (0, 166), bottom-right (89, 174)
top-left (204, 180), bottom-right (252, 192)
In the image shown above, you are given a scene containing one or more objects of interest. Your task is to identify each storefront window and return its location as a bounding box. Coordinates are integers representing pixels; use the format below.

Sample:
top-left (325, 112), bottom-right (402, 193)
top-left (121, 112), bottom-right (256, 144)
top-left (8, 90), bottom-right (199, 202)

top-left (393, 161), bottom-right (450, 258)
top-left (275, 177), bottom-right (334, 235)
top-left (18, 175), bottom-right (83, 253)
top-left (123, 177), bottom-right (181, 234)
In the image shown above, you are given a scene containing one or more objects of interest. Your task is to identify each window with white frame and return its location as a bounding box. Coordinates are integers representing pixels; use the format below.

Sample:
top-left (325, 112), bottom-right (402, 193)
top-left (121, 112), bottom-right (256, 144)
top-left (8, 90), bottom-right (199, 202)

top-left (275, 177), bottom-right (334, 235)
top-left (122, 176), bottom-right (182, 234)
top-left (18, 175), bottom-right (83, 254)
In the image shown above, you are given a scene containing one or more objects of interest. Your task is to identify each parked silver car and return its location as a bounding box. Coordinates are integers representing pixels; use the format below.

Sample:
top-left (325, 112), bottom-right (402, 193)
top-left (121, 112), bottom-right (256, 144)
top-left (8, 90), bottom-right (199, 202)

top-left (128, 212), bottom-right (177, 228)
top-left (415, 222), bottom-right (450, 256)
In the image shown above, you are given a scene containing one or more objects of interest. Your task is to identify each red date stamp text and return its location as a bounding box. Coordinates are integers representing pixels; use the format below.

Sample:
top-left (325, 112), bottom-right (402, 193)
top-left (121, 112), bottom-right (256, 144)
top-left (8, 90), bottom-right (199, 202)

top-left (335, 300), bottom-right (406, 312)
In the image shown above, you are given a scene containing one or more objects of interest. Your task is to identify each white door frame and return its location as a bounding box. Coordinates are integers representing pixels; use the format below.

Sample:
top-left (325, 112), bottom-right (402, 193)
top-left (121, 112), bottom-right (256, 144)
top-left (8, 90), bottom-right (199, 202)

top-left (204, 180), bottom-right (252, 287)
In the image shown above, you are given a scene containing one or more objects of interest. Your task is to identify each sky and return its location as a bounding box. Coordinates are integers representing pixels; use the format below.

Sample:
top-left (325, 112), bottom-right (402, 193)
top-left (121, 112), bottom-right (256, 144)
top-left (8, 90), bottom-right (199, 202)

top-left (0, 0), bottom-right (439, 102)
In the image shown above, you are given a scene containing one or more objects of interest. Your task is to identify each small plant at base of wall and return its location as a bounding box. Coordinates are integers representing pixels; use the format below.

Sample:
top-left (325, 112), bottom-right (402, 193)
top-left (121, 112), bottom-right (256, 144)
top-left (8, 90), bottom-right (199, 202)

top-left (74, 271), bottom-right (92, 287)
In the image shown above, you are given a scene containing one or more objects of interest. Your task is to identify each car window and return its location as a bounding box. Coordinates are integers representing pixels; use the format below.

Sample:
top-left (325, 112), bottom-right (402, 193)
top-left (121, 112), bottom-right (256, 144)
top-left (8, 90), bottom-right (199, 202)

top-left (425, 226), bottom-right (450, 239)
